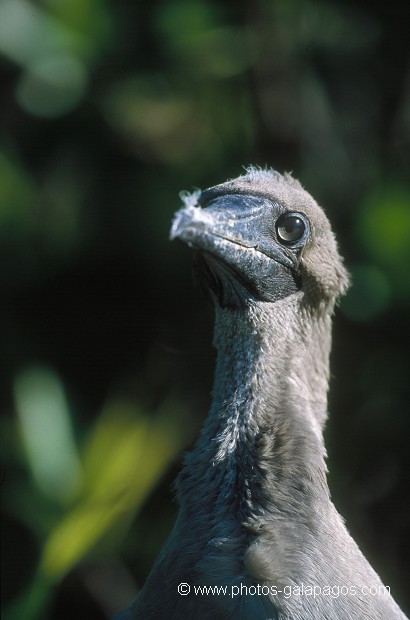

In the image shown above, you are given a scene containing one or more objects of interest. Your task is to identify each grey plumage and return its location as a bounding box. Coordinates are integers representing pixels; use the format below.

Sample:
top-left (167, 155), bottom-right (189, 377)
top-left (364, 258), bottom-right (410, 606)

top-left (117, 167), bottom-right (407, 619)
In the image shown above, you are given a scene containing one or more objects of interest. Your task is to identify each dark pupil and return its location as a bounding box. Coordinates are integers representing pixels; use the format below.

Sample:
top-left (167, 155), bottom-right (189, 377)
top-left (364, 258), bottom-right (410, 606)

top-left (277, 216), bottom-right (305, 243)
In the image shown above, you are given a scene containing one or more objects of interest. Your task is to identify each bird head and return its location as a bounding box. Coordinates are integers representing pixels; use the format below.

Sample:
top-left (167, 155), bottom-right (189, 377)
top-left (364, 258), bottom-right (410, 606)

top-left (170, 167), bottom-right (349, 309)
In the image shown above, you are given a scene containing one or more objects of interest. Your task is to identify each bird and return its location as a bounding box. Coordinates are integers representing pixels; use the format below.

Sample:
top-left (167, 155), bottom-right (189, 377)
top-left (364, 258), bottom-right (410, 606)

top-left (116, 167), bottom-right (407, 619)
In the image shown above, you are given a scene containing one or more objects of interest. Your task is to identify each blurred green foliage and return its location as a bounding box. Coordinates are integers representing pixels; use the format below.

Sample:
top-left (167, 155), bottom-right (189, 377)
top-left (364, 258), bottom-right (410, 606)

top-left (1, 0), bottom-right (409, 618)
top-left (6, 366), bottom-right (194, 619)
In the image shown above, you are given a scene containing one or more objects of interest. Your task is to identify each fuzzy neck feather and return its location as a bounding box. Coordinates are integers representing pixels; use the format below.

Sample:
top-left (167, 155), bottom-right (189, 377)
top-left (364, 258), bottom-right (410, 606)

top-left (176, 293), bottom-right (335, 583)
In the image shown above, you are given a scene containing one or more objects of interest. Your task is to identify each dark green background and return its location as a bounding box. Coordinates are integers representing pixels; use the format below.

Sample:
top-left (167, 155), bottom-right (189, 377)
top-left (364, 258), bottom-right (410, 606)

top-left (1, 0), bottom-right (409, 618)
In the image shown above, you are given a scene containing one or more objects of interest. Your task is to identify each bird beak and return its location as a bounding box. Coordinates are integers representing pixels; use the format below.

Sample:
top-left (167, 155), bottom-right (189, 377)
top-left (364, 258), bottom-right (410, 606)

top-left (170, 193), bottom-right (301, 307)
top-left (170, 193), bottom-right (294, 269)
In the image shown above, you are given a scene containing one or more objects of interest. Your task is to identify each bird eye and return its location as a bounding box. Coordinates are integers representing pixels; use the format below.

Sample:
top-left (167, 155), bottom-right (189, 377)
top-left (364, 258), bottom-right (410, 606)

top-left (276, 213), bottom-right (307, 245)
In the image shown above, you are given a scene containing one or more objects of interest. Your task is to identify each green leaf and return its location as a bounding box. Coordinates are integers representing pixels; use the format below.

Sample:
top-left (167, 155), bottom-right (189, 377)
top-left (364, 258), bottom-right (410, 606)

top-left (40, 398), bottom-right (192, 579)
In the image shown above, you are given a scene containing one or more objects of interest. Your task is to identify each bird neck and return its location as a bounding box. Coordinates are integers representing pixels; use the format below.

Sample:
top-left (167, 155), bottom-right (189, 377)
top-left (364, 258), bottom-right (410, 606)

top-left (178, 294), bottom-right (335, 527)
